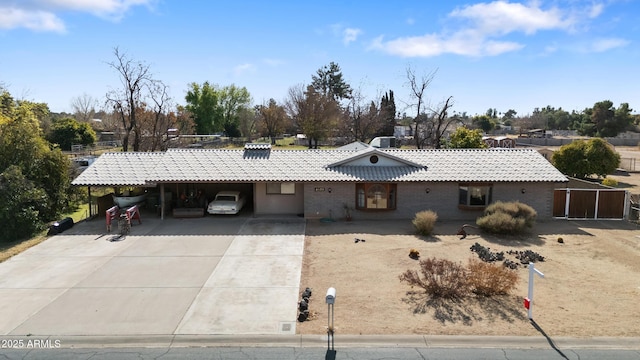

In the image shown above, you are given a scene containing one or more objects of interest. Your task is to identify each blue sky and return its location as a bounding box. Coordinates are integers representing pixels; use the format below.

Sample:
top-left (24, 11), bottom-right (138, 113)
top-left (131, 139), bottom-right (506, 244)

top-left (1, 0), bottom-right (639, 117)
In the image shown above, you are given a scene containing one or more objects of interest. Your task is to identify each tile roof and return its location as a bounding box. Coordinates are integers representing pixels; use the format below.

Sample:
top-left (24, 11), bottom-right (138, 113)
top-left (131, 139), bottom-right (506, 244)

top-left (72, 148), bottom-right (568, 186)
top-left (71, 152), bottom-right (164, 186)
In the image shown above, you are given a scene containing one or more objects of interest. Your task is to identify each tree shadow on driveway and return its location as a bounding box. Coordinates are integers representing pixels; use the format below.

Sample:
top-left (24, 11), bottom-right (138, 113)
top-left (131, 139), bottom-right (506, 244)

top-left (402, 291), bottom-right (528, 326)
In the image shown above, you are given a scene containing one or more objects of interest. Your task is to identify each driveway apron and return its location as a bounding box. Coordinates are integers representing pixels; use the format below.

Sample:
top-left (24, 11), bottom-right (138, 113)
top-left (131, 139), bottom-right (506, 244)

top-left (0, 216), bottom-right (305, 336)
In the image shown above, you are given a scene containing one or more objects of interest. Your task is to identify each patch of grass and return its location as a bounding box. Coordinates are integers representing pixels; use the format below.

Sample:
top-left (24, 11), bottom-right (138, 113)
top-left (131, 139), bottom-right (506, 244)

top-left (67, 203), bottom-right (91, 223)
top-left (0, 199), bottom-right (94, 263)
top-left (0, 232), bottom-right (48, 263)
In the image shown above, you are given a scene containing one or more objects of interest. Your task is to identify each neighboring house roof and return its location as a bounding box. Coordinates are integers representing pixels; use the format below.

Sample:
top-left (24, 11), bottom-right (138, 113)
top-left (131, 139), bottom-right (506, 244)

top-left (71, 152), bottom-right (164, 186)
top-left (72, 147), bottom-right (568, 186)
top-left (336, 141), bottom-right (370, 151)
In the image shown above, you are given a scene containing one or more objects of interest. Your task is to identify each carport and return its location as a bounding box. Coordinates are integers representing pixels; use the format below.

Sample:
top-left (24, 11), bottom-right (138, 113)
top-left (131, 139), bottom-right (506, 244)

top-left (72, 145), bottom-right (304, 220)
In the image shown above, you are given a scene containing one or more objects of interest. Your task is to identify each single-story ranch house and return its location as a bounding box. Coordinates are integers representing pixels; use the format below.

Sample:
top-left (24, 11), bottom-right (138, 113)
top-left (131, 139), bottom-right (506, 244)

top-left (72, 144), bottom-right (569, 221)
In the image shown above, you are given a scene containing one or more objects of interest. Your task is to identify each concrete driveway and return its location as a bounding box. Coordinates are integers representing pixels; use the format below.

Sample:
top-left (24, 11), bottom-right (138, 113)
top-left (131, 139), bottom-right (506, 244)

top-left (0, 214), bottom-right (305, 336)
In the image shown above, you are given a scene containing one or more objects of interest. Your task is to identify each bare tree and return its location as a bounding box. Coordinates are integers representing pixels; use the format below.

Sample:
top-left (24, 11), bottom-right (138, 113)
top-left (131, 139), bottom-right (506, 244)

top-left (429, 96), bottom-right (457, 149)
top-left (285, 84), bottom-right (339, 149)
top-left (146, 81), bottom-right (172, 151)
top-left (404, 66), bottom-right (457, 148)
top-left (258, 99), bottom-right (287, 144)
top-left (70, 93), bottom-right (98, 122)
top-left (344, 87), bottom-right (384, 143)
top-left (105, 47), bottom-right (153, 152)
top-left (405, 66), bottom-right (435, 149)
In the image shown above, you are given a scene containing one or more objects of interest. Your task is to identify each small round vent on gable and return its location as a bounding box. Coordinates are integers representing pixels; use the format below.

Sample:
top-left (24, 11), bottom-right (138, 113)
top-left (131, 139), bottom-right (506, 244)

top-left (369, 155), bottom-right (379, 164)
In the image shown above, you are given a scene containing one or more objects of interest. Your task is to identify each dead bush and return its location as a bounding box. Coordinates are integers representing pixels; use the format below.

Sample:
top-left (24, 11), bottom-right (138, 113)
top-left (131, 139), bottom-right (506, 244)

top-left (412, 210), bottom-right (438, 236)
top-left (476, 201), bottom-right (536, 235)
top-left (399, 257), bottom-right (469, 299)
top-left (466, 259), bottom-right (519, 296)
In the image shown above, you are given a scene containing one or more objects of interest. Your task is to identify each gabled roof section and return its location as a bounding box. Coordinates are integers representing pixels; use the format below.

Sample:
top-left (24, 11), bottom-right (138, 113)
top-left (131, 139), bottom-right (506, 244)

top-left (71, 152), bottom-right (164, 186)
top-left (326, 147), bottom-right (425, 169)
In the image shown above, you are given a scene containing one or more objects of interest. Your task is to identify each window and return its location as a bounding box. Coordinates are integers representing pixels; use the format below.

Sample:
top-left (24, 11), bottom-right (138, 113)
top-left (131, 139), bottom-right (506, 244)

top-left (266, 183), bottom-right (296, 195)
top-left (459, 184), bottom-right (492, 208)
top-left (355, 183), bottom-right (397, 210)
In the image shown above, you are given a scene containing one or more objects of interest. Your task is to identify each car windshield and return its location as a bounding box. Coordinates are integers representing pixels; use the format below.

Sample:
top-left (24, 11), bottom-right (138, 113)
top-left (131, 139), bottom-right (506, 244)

top-left (216, 195), bottom-right (237, 201)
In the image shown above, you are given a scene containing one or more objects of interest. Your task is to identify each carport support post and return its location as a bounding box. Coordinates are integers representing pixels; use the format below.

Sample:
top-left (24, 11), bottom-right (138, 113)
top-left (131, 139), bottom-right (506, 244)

top-left (87, 186), bottom-right (92, 217)
top-left (526, 262), bottom-right (545, 319)
top-left (160, 183), bottom-right (165, 220)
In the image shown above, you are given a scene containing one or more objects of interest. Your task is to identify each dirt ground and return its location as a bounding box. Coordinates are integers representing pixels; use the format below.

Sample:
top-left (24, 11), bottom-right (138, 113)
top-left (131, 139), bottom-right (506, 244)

top-left (297, 219), bottom-right (640, 337)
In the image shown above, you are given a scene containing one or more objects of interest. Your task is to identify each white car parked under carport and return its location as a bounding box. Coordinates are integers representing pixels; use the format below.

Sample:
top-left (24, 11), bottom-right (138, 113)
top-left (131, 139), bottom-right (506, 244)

top-left (207, 191), bottom-right (246, 215)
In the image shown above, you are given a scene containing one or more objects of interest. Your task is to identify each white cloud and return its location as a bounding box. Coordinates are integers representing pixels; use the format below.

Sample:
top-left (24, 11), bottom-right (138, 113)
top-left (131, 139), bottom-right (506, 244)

top-left (589, 37), bottom-right (629, 52)
top-left (263, 58), bottom-right (285, 67)
top-left (233, 63), bottom-right (256, 76)
top-left (0, 7), bottom-right (66, 32)
top-left (406, 17), bottom-right (415, 25)
top-left (0, 0), bottom-right (154, 32)
top-left (449, 1), bottom-right (573, 35)
top-left (370, 1), bottom-right (583, 58)
top-left (342, 27), bottom-right (362, 45)
top-left (370, 30), bottom-right (523, 58)
top-left (328, 23), bottom-right (362, 46)
top-left (588, 3), bottom-right (604, 18)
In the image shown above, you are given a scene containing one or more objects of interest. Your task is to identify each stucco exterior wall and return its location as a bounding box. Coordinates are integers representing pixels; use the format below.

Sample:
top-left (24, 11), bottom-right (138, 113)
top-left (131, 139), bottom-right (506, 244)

top-left (303, 182), bottom-right (561, 221)
top-left (254, 182), bottom-right (304, 216)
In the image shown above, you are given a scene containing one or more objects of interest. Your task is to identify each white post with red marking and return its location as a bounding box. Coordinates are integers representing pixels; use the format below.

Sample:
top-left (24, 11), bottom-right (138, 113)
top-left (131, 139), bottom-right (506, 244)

top-left (524, 262), bottom-right (544, 319)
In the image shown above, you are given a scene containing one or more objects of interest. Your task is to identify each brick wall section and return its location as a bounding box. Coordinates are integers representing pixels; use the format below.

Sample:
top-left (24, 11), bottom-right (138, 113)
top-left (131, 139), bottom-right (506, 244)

top-left (304, 182), bottom-right (561, 221)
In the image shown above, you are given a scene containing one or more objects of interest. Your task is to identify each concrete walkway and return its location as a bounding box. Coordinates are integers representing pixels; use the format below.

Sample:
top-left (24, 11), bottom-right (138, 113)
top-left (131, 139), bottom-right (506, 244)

top-left (0, 215), bottom-right (305, 336)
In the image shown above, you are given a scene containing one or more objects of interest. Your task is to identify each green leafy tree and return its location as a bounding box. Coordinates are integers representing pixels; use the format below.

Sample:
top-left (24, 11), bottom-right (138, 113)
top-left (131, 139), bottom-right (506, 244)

top-left (0, 91), bottom-right (72, 241)
top-left (448, 127), bottom-right (486, 148)
top-left (219, 84), bottom-right (251, 138)
top-left (379, 90), bottom-right (396, 136)
top-left (576, 101), bottom-right (634, 137)
top-left (185, 81), bottom-right (222, 134)
top-left (311, 62), bottom-right (352, 101)
top-left (185, 83), bottom-right (251, 137)
top-left (0, 166), bottom-right (48, 242)
top-left (47, 117), bottom-right (97, 151)
top-left (502, 109), bottom-right (517, 120)
top-left (531, 106), bottom-right (572, 130)
top-left (584, 138), bottom-right (621, 177)
top-left (471, 115), bottom-right (495, 132)
top-left (552, 138), bottom-right (620, 178)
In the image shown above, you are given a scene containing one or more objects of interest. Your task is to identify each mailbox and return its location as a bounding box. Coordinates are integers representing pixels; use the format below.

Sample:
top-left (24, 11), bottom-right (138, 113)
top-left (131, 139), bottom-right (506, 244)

top-left (325, 287), bottom-right (336, 304)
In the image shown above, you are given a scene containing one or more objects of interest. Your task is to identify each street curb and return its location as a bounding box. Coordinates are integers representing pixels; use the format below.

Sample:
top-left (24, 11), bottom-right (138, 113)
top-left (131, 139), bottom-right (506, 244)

top-left (3, 335), bottom-right (638, 350)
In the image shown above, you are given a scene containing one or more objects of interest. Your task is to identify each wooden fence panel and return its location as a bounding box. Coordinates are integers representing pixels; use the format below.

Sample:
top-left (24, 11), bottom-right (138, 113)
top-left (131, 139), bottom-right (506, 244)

top-left (553, 190), bottom-right (566, 217)
top-left (597, 191), bottom-right (626, 219)
top-left (554, 189), bottom-right (627, 219)
top-left (568, 190), bottom-right (597, 218)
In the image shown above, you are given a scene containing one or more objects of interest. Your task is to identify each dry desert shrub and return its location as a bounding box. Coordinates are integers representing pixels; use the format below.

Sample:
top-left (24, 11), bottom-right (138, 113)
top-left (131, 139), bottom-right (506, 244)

top-left (476, 201), bottom-right (536, 235)
top-left (399, 257), bottom-right (470, 299)
top-left (400, 257), bottom-right (520, 299)
top-left (412, 210), bottom-right (438, 236)
top-left (466, 258), bottom-right (518, 296)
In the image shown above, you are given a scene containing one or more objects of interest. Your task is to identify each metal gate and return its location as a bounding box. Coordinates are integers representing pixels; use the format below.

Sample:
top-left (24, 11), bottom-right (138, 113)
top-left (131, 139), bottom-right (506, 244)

top-left (553, 188), bottom-right (629, 220)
